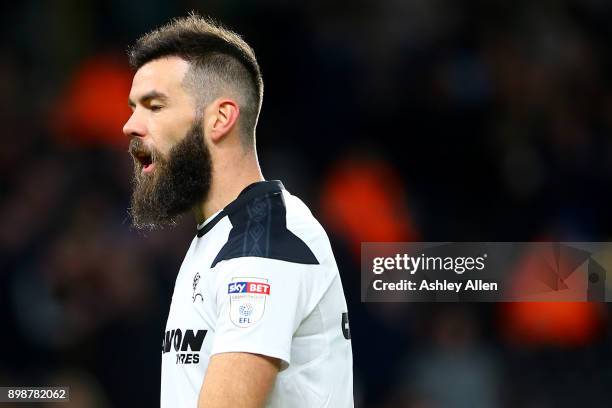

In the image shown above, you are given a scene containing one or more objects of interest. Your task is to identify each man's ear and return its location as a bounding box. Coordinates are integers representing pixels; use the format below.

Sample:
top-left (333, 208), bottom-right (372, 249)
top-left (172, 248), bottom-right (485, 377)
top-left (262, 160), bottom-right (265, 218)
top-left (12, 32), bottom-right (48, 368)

top-left (204, 98), bottom-right (240, 143)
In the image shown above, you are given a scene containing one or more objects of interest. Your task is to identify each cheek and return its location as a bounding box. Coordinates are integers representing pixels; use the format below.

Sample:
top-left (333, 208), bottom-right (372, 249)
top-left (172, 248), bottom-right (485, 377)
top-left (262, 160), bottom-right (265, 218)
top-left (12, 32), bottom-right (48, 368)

top-left (150, 118), bottom-right (189, 156)
top-left (152, 135), bottom-right (174, 159)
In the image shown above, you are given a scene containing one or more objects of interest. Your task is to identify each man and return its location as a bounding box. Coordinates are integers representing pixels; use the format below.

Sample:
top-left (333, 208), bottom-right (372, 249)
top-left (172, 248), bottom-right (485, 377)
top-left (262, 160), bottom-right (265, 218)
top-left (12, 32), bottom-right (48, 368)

top-left (123, 14), bottom-right (354, 408)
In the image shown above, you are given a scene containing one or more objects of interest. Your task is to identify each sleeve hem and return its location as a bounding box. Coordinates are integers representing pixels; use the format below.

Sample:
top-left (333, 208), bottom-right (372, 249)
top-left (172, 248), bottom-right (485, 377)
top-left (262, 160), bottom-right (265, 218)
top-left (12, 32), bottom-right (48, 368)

top-left (210, 345), bottom-right (290, 370)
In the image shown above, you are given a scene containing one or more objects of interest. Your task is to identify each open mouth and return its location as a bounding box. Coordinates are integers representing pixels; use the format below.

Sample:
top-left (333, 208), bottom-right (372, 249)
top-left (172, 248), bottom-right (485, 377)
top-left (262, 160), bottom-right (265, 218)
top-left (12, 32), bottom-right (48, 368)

top-left (131, 149), bottom-right (155, 173)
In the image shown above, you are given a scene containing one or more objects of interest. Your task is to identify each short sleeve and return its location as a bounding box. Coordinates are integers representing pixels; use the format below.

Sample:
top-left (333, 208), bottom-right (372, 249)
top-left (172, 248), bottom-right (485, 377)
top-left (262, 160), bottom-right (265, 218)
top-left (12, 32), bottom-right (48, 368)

top-left (210, 257), bottom-right (310, 368)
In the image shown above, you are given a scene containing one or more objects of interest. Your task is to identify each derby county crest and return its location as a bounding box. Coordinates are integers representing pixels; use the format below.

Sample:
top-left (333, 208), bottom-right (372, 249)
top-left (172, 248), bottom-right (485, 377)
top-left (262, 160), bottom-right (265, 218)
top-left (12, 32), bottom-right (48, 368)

top-left (192, 272), bottom-right (204, 302)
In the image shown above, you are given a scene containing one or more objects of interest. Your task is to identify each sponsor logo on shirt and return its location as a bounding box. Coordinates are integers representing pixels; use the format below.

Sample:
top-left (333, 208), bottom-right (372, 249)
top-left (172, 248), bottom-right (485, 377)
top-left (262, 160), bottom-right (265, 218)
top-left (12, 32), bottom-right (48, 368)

top-left (228, 277), bottom-right (269, 328)
top-left (162, 328), bottom-right (207, 364)
top-left (227, 281), bottom-right (271, 295)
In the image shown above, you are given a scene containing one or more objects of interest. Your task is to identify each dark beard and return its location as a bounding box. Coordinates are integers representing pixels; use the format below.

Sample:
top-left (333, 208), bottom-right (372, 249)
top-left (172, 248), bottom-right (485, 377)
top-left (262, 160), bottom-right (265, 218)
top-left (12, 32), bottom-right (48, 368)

top-left (129, 122), bottom-right (212, 230)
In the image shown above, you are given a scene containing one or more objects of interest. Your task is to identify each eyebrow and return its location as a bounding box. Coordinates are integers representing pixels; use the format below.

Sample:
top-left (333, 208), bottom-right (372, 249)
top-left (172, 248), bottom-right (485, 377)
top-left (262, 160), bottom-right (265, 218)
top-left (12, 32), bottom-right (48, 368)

top-left (128, 90), bottom-right (169, 108)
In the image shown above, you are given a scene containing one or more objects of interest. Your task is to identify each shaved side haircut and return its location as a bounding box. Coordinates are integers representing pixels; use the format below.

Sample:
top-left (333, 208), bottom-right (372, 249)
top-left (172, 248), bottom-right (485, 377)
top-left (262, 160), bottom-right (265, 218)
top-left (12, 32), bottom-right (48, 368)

top-left (128, 13), bottom-right (263, 147)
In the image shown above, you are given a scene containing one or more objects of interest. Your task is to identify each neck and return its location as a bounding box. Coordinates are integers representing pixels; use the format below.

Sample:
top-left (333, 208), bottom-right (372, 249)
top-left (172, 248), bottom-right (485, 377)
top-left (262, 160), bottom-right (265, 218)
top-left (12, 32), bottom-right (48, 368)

top-left (194, 147), bottom-right (264, 224)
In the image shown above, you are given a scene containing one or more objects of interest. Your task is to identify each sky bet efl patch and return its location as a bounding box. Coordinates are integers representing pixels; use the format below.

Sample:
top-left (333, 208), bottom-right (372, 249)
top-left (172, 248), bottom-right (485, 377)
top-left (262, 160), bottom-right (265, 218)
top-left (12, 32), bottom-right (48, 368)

top-left (228, 277), bottom-right (270, 328)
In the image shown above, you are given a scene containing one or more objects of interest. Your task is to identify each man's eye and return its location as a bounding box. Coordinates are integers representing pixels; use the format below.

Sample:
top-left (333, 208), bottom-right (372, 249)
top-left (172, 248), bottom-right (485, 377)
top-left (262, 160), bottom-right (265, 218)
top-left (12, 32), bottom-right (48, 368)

top-left (150, 105), bottom-right (163, 112)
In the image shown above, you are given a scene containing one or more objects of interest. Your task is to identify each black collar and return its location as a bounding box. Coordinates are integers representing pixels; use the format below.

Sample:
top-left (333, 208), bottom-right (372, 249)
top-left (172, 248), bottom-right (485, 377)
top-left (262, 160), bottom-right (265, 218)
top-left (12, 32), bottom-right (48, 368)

top-left (196, 180), bottom-right (284, 238)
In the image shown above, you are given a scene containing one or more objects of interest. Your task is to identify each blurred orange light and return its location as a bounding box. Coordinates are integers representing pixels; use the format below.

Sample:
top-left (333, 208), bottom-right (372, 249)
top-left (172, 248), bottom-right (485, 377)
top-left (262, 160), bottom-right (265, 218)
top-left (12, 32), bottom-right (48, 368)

top-left (320, 158), bottom-right (419, 259)
top-left (50, 54), bottom-right (132, 149)
top-left (500, 301), bottom-right (602, 347)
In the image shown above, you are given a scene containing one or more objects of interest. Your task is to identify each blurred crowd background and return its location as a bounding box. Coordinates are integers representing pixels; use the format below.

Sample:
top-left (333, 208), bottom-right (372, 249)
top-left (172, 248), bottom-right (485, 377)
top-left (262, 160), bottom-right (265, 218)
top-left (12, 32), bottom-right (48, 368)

top-left (2, 0), bottom-right (612, 407)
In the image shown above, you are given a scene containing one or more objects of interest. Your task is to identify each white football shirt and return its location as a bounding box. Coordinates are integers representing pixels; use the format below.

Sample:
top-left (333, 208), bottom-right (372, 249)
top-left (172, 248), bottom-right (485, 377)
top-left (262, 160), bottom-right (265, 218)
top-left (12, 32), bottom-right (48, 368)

top-left (160, 180), bottom-right (354, 407)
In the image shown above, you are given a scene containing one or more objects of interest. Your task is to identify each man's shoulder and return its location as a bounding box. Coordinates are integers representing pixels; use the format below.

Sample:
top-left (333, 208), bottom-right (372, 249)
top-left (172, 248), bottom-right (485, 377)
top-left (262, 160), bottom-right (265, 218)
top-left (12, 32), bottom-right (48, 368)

top-left (210, 188), bottom-right (323, 268)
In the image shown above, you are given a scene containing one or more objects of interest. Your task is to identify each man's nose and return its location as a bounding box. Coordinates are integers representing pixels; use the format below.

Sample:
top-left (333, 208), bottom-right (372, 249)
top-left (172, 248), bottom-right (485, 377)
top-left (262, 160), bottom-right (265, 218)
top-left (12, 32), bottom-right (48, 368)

top-left (123, 112), bottom-right (146, 138)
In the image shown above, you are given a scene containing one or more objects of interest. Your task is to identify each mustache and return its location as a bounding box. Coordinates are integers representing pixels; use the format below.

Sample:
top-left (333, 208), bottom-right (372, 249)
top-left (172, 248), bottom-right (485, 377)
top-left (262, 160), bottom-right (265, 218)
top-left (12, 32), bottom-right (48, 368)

top-left (128, 138), bottom-right (159, 162)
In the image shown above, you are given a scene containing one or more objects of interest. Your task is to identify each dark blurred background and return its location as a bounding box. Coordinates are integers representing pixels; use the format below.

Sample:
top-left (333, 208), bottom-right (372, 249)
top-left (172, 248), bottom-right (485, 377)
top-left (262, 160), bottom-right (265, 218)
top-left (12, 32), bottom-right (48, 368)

top-left (2, 0), bottom-right (612, 407)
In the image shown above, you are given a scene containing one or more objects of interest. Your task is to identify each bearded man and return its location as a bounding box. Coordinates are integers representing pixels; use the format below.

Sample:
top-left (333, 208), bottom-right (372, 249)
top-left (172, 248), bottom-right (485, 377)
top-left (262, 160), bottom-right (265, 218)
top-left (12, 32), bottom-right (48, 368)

top-left (124, 14), bottom-right (354, 408)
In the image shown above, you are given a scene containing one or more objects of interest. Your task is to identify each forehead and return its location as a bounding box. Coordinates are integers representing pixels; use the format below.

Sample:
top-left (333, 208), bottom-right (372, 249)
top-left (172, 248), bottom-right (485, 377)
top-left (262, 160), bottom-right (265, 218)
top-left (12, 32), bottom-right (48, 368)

top-left (130, 56), bottom-right (190, 98)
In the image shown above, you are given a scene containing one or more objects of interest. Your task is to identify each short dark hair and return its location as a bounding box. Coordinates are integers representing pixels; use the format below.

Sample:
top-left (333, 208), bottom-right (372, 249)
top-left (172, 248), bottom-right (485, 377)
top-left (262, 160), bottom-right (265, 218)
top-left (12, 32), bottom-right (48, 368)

top-left (128, 13), bottom-right (263, 146)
